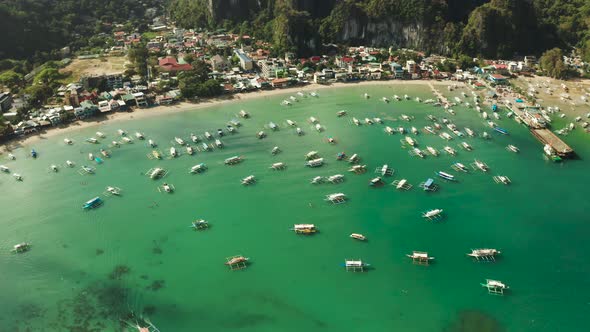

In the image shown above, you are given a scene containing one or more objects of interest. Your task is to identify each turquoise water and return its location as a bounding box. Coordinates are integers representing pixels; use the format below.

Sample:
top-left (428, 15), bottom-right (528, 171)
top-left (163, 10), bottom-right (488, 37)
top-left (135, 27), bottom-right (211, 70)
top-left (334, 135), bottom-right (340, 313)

top-left (1, 84), bottom-right (589, 331)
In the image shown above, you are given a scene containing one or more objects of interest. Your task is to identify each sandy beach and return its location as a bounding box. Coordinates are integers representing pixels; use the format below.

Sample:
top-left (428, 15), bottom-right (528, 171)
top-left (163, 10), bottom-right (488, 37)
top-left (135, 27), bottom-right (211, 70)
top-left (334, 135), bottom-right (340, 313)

top-left (1, 80), bottom-right (455, 152)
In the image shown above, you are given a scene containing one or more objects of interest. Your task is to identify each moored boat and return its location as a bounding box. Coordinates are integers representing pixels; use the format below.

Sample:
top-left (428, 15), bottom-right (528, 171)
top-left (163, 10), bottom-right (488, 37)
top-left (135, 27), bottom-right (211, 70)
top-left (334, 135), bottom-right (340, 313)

top-left (241, 175), bottom-right (256, 185)
top-left (224, 156), bottom-right (243, 165)
top-left (190, 163), bottom-right (207, 174)
top-left (11, 242), bottom-right (31, 253)
top-left (292, 224), bottom-right (317, 234)
top-left (83, 196), bottom-right (103, 209)
top-left (437, 171), bottom-right (456, 181)
top-left (305, 158), bottom-right (324, 167)
top-left (350, 233), bottom-right (366, 241)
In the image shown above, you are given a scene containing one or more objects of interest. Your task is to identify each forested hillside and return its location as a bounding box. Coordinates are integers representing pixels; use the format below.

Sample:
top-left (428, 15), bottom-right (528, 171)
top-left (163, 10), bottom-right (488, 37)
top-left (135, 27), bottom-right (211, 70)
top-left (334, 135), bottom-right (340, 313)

top-left (170, 0), bottom-right (590, 59)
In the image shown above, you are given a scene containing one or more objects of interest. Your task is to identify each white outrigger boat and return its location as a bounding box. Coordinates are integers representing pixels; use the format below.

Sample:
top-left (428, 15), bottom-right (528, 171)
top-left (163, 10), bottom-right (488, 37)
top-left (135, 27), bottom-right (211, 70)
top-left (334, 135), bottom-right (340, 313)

top-left (471, 159), bottom-right (489, 172)
top-left (406, 251), bottom-right (435, 265)
top-left (506, 145), bottom-right (519, 153)
top-left (376, 164), bottom-right (394, 177)
top-left (215, 139), bottom-right (223, 148)
top-left (311, 176), bottom-right (324, 184)
top-left (169, 147), bottom-right (178, 158)
top-left (269, 122), bottom-right (278, 131)
top-left (411, 148), bottom-right (424, 158)
top-left (239, 110), bottom-right (250, 118)
top-left (343, 259), bottom-right (370, 272)
top-left (135, 132), bottom-right (145, 140)
top-left (305, 158), bottom-right (324, 167)
top-left (111, 140), bottom-right (120, 147)
top-left (86, 137), bottom-right (98, 144)
top-left (364, 118), bottom-right (373, 125)
top-left (88, 153), bottom-right (94, 161)
top-left (174, 137), bottom-right (185, 145)
top-left (364, 93), bottom-right (370, 99)
top-left (394, 95), bottom-right (401, 101)
top-left (66, 160), bottom-right (75, 167)
top-left (411, 127), bottom-right (419, 135)
top-left (348, 164), bottom-right (367, 174)
top-left (270, 162), bottom-right (286, 170)
top-left (481, 279), bottom-right (509, 295)
top-left (241, 175), bottom-right (256, 185)
top-left (158, 183), bottom-right (175, 193)
top-left (122, 137), bottom-right (133, 144)
top-left (190, 163), bottom-right (207, 174)
top-left (426, 146), bottom-right (439, 156)
top-left (422, 209), bottom-right (443, 220)
top-left (392, 179), bottom-right (412, 190)
top-left (186, 145), bottom-right (195, 155)
top-left (373, 117), bottom-right (383, 124)
top-left (271, 146), bottom-right (281, 155)
top-left (310, 91), bottom-right (318, 97)
top-left (13, 173), bottom-right (23, 181)
top-left (64, 138), bottom-right (73, 145)
top-left (305, 151), bottom-right (319, 160)
top-left (451, 162), bottom-right (469, 172)
top-left (286, 119), bottom-right (296, 127)
top-left (7, 153), bottom-right (15, 160)
top-left (256, 131), bottom-right (266, 139)
top-left (50, 164), bottom-right (59, 172)
top-left (398, 127), bottom-right (405, 134)
top-left (117, 129), bottom-right (127, 136)
top-left (148, 139), bottom-right (157, 147)
top-left (348, 153), bottom-right (359, 164)
top-left (444, 146), bottom-right (456, 156)
top-left (423, 126), bottom-right (436, 134)
top-left (224, 156), bottom-right (243, 165)
top-left (352, 117), bottom-right (361, 126)
top-left (105, 186), bottom-right (122, 196)
top-left (336, 110), bottom-right (347, 117)
top-left (296, 127), bottom-right (303, 136)
top-left (147, 167), bottom-right (166, 179)
top-left (190, 133), bottom-right (199, 143)
top-left (0, 165), bottom-right (9, 172)
top-left (385, 126), bottom-right (395, 135)
top-left (369, 177), bottom-right (384, 186)
top-left (350, 233), bottom-right (366, 241)
top-left (291, 224), bottom-right (317, 235)
top-left (465, 127), bottom-right (475, 137)
top-left (191, 219), bottom-right (209, 230)
top-left (11, 242), bottom-right (31, 253)
top-left (315, 123), bottom-right (323, 132)
top-left (325, 192), bottom-right (346, 204)
top-left (327, 174), bottom-right (345, 183)
top-left (96, 131), bottom-right (106, 138)
top-left (461, 142), bottom-right (473, 151)
top-left (309, 116), bottom-right (318, 124)
top-left (493, 175), bottom-right (511, 185)
top-left (404, 136), bottom-right (416, 146)
top-left (382, 97), bottom-right (390, 103)
top-left (400, 114), bottom-right (411, 121)
top-left (201, 142), bottom-right (212, 151)
top-left (440, 132), bottom-right (453, 140)
top-left (468, 248), bottom-right (501, 261)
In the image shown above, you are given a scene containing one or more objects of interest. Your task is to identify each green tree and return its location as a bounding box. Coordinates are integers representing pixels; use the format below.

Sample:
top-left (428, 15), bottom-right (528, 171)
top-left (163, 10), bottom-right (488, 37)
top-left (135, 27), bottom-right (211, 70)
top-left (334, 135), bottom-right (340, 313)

top-left (0, 70), bottom-right (23, 89)
top-left (540, 48), bottom-right (568, 79)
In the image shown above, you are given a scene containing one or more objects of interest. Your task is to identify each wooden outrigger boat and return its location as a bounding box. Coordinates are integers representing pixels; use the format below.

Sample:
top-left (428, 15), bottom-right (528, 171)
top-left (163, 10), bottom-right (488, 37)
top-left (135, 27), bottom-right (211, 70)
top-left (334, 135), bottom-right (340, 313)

top-left (241, 175), bottom-right (256, 185)
top-left (407, 251), bottom-right (435, 265)
top-left (468, 248), bottom-right (501, 261)
top-left (350, 233), bottom-right (366, 241)
top-left (158, 183), bottom-right (175, 193)
top-left (481, 279), bottom-right (508, 295)
top-left (311, 176), bottom-right (324, 184)
top-left (392, 179), bottom-right (412, 190)
top-left (342, 259), bottom-right (370, 272)
top-left (190, 163), bottom-right (207, 174)
top-left (11, 242), bottom-right (31, 253)
top-left (327, 174), bottom-right (345, 184)
top-left (104, 186), bottom-right (122, 196)
top-left (451, 163), bottom-right (469, 172)
top-left (146, 167), bottom-right (166, 179)
top-left (224, 156), bottom-right (243, 165)
top-left (506, 145), bottom-right (519, 153)
top-left (225, 255), bottom-right (249, 270)
top-left (291, 224), bottom-right (317, 234)
top-left (493, 175), bottom-right (511, 185)
top-left (191, 219), bottom-right (209, 230)
top-left (376, 164), bottom-right (394, 176)
top-left (325, 192), bottom-right (346, 204)
top-left (270, 162), bottom-right (286, 170)
top-left (422, 209), bottom-right (443, 220)
top-left (305, 158), bottom-right (324, 167)
top-left (471, 159), bottom-right (489, 172)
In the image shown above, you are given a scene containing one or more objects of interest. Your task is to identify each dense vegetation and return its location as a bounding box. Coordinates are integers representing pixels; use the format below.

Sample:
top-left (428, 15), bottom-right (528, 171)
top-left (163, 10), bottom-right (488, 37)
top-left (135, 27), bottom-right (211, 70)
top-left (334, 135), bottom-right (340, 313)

top-left (170, 0), bottom-right (590, 60)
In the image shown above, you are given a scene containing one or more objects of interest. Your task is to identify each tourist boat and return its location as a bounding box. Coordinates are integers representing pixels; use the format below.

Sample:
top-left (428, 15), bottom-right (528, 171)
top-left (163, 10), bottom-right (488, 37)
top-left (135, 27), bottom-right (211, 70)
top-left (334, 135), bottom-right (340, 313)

top-left (454, 96), bottom-right (461, 103)
top-left (147, 139), bottom-right (157, 147)
top-left (468, 248), bottom-right (501, 260)
top-left (225, 256), bottom-right (249, 266)
top-left (81, 166), bottom-right (95, 174)
top-left (493, 175), bottom-right (511, 185)
top-left (122, 137), bottom-right (133, 144)
top-left (364, 93), bottom-right (370, 99)
top-left (310, 92), bottom-right (318, 97)
top-left (475, 106), bottom-right (481, 112)
top-left (407, 251), bottom-right (435, 262)
top-left (493, 127), bottom-right (509, 135)
top-left (434, 123), bottom-right (442, 130)
top-left (337, 110), bottom-right (347, 117)
top-left (401, 114), bottom-right (411, 121)
top-left (305, 158), bottom-right (324, 167)
top-left (88, 153), bottom-right (94, 161)
top-left (269, 122), bottom-right (278, 131)
top-left (493, 112), bottom-right (500, 120)
top-left (379, 164), bottom-right (393, 176)
top-left (348, 165), bottom-right (366, 173)
top-left (364, 118), bottom-right (373, 125)
top-left (201, 142), bottom-right (212, 151)
top-left (507, 145), bottom-right (519, 153)
top-left (204, 132), bottom-right (213, 140)
top-left (473, 159), bottom-right (489, 172)
top-left (305, 151), bottom-right (319, 160)
top-left (352, 117), bottom-right (360, 126)
top-left (348, 154), bottom-right (359, 163)
top-left (224, 156), bottom-right (242, 165)
top-left (382, 97), bottom-right (390, 103)
top-left (461, 142), bottom-right (472, 151)
top-left (135, 132), bottom-right (145, 140)
top-left (453, 163), bottom-right (469, 172)
top-left (0, 165), bottom-right (9, 172)
top-left (481, 279), bottom-right (508, 294)
top-left (426, 146), bottom-right (438, 156)
top-left (315, 124), bottom-right (323, 132)
top-left (106, 186), bottom-right (121, 195)
top-left (239, 110), bottom-right (250, 118)
top-left (217, 128), bottom-right (224, 137)
top-left (411, 127), bottom-right (418, 135)
top-left (290, 96), bottom-right (297, 102)
top-left (385, 126), bottom-right (395, 134)
top-left (444, 146), bottom-right (456, 155)
top-left (148, 167), bottom-right (165, 179)
top-left (412, 148), bottom-right (424, 158)
top-left (405, 136), bottom-right (416, 146)
top-left (83, 196), bottom-right (103, 209)
top-left (422, 209), bottom-right (443, 219)
top-left (311, 176), bottom-right (324, 184)
top-left (100, 149), bottom-right (110, 158)
top-left (186, 146), bottom-right (194, 155)
top-left (227, 125), bottom-right (236, 133)
top-left (174, 137), bottom-right (185, 145)
top-left (296, 127), bottom-right (303, 136)
top-left (440, 132), bottom-right (453, 140)
top-left (336, 152), bottom-right (346, 160)
top-left (8, 153), bottom-right (15, 160)
top-left (256, 131), bottom-right (266, 139)
top-left (398, 127), bottom-right (405, 134)
top-left (241, 175), bottom-right (256, 185)
top-left (270, 162), bottom-right (286, 170)
top-left (416, 97), bottom-right (422, 102)
top-left (170, 147), bottom-right (178, 158)
top-left (215, 139), bottom-right (223, 148)
top-left (394, 95), bottom-right (401, 101)
top-left (465, 128), bottom-right (475, 137)
top-left (190, 163), bottom-right (207, 174)
top-left (13, 173), bottom-right (22, 181)
top-left (342, 259), bottom-right (370, 270)
top-left (50, 164), bottom-right (58, 172)
top-left (350, 233), bottom-right (366, 241)
top-left (482, 132), bottom-right (490, 139)
top-left (190, 133), bottom-right (199, 143)
top-left (423, 126), bottom-right (435, 134)
top-left (369, 177), bottom-right (384, 186)
top-left (271, 146), bottom-right (281, 155)
top-left (437, 171), bottom-right (456, 181)
top-left (191, 219), bottom-right (209, 230)
top-left (286, 119), bottom-right (296, 126)
top-left (11, 242), bottom-right (31, 253)
top-left (482, 112), bottom-right (488, 119)
top-left (96, 131), bottom-right (106, 138)
top-left (118, 129), bottom-right (127, 136)
top-left (160, 183), bottom-right (174, 193)
top-left (327, 175), bottom-right (345, 183)
top-left (64, 138), bottom-right (73, 145)
top-left (151, 150), bottom-right (162, 160)
top-left (292, 224), bottom-right (317, 234)
top-left (309, 116), bottom-right (318, 123)
top-left (112, 141), bottom-right (120, 147)
top-left (86, 137), bottom-right (98, 144)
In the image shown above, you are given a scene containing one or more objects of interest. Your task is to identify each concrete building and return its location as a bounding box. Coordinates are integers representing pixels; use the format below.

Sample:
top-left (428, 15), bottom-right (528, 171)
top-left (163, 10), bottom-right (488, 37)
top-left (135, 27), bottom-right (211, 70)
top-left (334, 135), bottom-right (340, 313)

top-left (234, 49), bottom-right (253, 71)
top-left (0, 92), bottom-right (13, 112)
top-left (210, 55), bottom-right (230, 72)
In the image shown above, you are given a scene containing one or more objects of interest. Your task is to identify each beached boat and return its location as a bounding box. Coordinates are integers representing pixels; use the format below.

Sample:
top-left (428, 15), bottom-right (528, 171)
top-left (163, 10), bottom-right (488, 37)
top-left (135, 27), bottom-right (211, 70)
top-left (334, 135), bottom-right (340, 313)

top-left (0, 165), bottom-right (9, 172)
top-left (292, 224), bottom-right (317, 234)
top-left (437, 171), bottom-right (456, 181)
top-left (270, 162), bottom-right (286, 170)
top-left (239, 110), bottom-right (250, 118)
top-left (11, 242), bottom-right (31, 253)
top-left (224, 156), bottom-right (242, 165)
top-left (305, 158), bottom-right (324, 167)
top-left (507, 145), bottom-right (519, 153)
top-left (186, 146), bottom-right (194, 155)
top-left (13, 173), bottom-right (23, 181)
top-left (83, 196), bottom-right (103, 209)
top-left (169, 147), bottom-right (178, 158)
top-left (8, 153), bottom-right (15, 160)
top-left (444, 146), bottom-right (456, 155)
top-left (422, 209), bottom-right (443, 220)
top-left (350, 233), bottom-right (366, 241)
top-left (241, 175), bottom-right (256, 185)
top-left (256, 131), bottom-right (266, 139)
top-left (426, 146), bottom-right (439, 156)
top-left (96, 131), bottom-right (106, 138)
top-left (190, 163), bottom-right (207, 174)
top-left (461, 142), bottom-right (472, 151)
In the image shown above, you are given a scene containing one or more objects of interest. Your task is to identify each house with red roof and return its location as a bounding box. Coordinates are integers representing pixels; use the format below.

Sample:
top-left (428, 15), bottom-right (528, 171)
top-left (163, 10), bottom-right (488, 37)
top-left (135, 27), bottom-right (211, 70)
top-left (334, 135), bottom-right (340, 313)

top-left (158, 57), bottom-right (193, 74)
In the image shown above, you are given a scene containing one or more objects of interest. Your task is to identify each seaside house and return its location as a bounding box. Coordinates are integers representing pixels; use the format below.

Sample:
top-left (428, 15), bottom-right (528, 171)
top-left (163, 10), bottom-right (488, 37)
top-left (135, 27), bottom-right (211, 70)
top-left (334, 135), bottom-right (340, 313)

top-left (488, 74), bottom-right (508, 85)
top-left (75, 101), bottom-right (98, 119)
top-left (234, 49), bottom-right (253, 71)
top-left (158, 57), bottom-right (193, 74)
top-left (211, 54), bottom-right (230, 72)
top-left (406, 60), bottom-right (417, 75)
top-left (390, 62), bottom-right (404, 79)
top-left (0, 92), bottom-right (13, 112)
top-left (271, 78), bottom-right (291, 88)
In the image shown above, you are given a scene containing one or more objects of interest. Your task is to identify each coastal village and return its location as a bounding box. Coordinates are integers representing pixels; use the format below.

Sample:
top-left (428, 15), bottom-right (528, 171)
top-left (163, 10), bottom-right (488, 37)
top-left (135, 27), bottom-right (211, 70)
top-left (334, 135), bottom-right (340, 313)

top-left (1, 16), bottom-right (589, 157)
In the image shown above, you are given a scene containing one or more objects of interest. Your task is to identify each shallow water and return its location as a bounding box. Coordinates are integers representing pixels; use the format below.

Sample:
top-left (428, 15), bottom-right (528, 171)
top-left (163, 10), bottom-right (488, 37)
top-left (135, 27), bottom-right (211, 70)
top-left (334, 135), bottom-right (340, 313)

top-left (1, 84), bottom-right (589, 331)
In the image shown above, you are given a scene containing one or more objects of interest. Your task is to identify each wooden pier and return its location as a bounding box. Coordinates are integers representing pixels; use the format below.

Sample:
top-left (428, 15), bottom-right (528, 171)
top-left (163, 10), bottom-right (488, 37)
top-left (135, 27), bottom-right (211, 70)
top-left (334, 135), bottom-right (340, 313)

top-left (530, 129), bottom-right (574, 157)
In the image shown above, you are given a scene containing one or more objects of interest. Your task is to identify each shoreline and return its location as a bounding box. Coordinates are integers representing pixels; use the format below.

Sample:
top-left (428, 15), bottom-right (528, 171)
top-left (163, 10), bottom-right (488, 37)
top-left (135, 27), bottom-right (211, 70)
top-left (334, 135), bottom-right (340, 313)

top-left (1, 80), bottom-right (454, 151)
